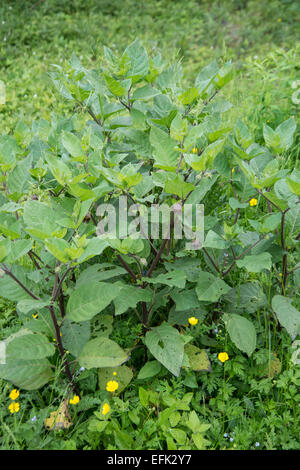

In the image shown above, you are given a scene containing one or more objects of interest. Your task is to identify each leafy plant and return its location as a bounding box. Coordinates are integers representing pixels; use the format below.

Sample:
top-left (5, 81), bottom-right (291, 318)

top-left (0, 39), bottom-right (299, 401)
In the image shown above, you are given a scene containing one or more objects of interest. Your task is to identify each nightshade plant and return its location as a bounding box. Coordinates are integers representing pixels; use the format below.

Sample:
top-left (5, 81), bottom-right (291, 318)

top-left (0, 39), bottom-right (299, 393)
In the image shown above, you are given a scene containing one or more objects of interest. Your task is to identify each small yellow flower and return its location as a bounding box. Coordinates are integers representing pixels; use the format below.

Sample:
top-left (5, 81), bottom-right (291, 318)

top-left (102, 403), bottom-right (110, 416)
top-left (8, 402), bottom-right (20, 414)
top-left (9, 389), bottom-right (20, 400)
top-left (249, 198), bottom-right (258, 207)
top-left (277, 18), bottom-right (282, 22)
top-left (113, 371), bottom-right (117, 376)
top-left (32, 314), bottom-right (38, 319)
top-left (218, 352), bottom-right (229, 363)
top-left (106, 380), bottom-right (119, 393)
top-left (192, 147), bottom-right (198, 154)
top-left (69, 395), bottom-right (80, 405)
top-left (231, 168), bottom-right (235, 174)
top-left (188, 316), bottom-right (198, 326)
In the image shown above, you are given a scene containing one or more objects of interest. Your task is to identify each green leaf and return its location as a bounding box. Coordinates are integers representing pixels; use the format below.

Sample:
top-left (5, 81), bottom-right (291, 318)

top-left (61, 319), bottom-right (90, 357)
top-left (236, 252), bottom-right (272, 273)
top-left (223, 282), bottom-right (267, 314)
top-left (67, 282), bottom-right (121, 322)
top-left (223, 313), bottom-right (256, 356)
top-left (78, 337), bottom-right (129, 369)
top-left (150, 126), bottom-right (179, 170)
top-left (164, 174), bottom-right (195, 199)
top-left (61, 131), bottom-right (84, 159)
top-left (196, 272), bottom-right (230, 302)
top-left (23, 201), bottom-right (62, 240)
top-left (203, 230), bottom-right (227, 249)
top-left (144, 270), bottom-right (186, 288)
top-left (6, 239), bottom-right (32, 263)
top-left (17, 299), bottom-right (50, 314)
top-left (184, 344), bottom-right (211, 372)
top-left (0, 358), bottom-right (53, 390)
top-left (272, 295), bottom-right (300, 339)
top-left (131, 85), bottom-right (160, 101)
top-left (137, 360), bottom-right (162, 380)
top-left (46, 154), bottom-right (72, 186)
top-left (6, 332), bottom-right (55, 360)
top-left (0, 238), bottom-right (11, 262)
top-left (45, 238), bottom-right (70, 263)
top-left (286, 177), bottom-right (300, 197)
top-left (103, 74), bottom-right (126, 97)
top-left (123, 38), bottom-right (149, 80)
top-left (178, 87), bottom-right (199, 105)
top-left (263, 117), bottom-right (296, 153)
top-left (114, 285), bottom-right (152, 315)
top-left (145, 322), bottom-right (184, 376)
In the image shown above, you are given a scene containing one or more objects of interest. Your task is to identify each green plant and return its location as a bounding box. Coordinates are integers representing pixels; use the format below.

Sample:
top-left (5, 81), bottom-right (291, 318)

top-left (0, 40), bottom-right (299, 406)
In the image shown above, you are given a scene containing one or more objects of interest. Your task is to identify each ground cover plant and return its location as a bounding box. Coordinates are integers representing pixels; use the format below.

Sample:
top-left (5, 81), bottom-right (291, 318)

top-left (0, 0), bottom-right (299, 451)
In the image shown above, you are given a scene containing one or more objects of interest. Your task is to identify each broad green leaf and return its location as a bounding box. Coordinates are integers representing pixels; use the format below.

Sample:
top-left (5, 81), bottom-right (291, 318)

top-left (0, 358), bottom-right (53, 390)
top-left (184, 344), bottom-right (211, 372)
top-left (6, 239), bottom-right (32, 263)
top-left (131, 85), bottom-right (160, 101)
top-left (45, 238), bottom-right (70, 263)
top-left (164, 174), bottom-right (195, 199)
top-left (236, 252), bottom-right (272, 272)
top-left (0, 238), bottom-right (11, 262)
top-left (114, 285), bottom-right (152, 315)
top-left (178, 87), bottom-right (199, 105)
top-left (23, 201), bottom-right (62, 240)
top-left (61, 131), bottom-right (84, 159)
top-left (203, 230), bottom-right (228, 249)
top-left (46, 154), bottom-right (72, 186)
top-left (137, 360), bottom-right (162, 380)
top-left (223, 282), bottom-right (267, 314)
top-left (223, 313), bottom-right (256, 356)
top-left (66, 281), bottom-right (121, 322)
top-left (123, 38), bottom-right (149, 80)
top-left (286, 177), bottom-right (300, 197)
top-left (6, 333), bottom-right (55, 360)
top-left (144, 270), bottom-right (186, 288)
top-left (150, 126), bottom-right (179, 170)
top-left (103, 74), bottom-right (126, 97)
top-left (78, 337), bottom-right (128, 369)
top-left (196, 272), bottom-right (230, 302)
top-left (145, 322), bottom-right (185, 376)
top-left (272, 295), bottom-right (300, 339)
top-left (17, 299), bottom-right (50, 314)
top-left (61, 319), bottom-right (90, 357)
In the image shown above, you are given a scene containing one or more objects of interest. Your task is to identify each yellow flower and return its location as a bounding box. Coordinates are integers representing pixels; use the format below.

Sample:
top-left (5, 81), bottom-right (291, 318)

top-left (277, 18), bottom-right (282, 22)
top-left (106, 380), bottom-right (119, 392)
top-left (9, 389), bottom-right (20, 400)
top-left (218, 352), bottom-right (229, 363)
top-left (231, 168), bottom-right (235, 173)
top-left (249, 198), bottom-right (258, 207)
top-left (32, 314), bottom-right (38, 319)
top-left (69, 395), bottom-right (80, 405)
top-left (9, 402), bottom-right (20, 414)
top-left (192, 147), bottom-right (198, 154)
top-left (102, 403), bottom-right (110, 415)
top-left (188, 316), bottom-right (198, 326)
top-left (113, 372), bottom-right (117, 376)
